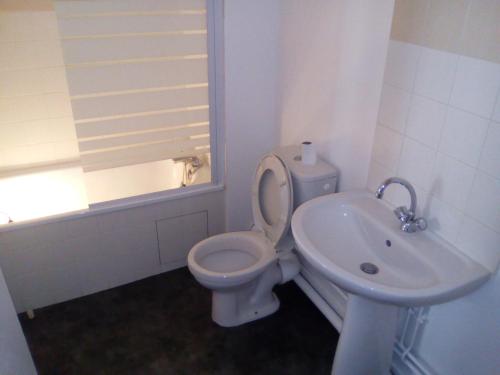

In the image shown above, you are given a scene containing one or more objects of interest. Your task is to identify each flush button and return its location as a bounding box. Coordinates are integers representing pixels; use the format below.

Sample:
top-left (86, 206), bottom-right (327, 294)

top-left (323, 183), bottom-right (331, 191)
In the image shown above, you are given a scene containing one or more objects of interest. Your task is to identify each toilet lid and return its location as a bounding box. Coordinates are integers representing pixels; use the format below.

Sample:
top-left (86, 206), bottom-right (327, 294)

top-left (251, 154), bottom-right (293, 247)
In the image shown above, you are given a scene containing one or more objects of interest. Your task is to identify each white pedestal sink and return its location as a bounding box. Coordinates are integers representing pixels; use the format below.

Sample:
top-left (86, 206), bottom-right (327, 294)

top-left (291, 190), bottom-right (491, 375)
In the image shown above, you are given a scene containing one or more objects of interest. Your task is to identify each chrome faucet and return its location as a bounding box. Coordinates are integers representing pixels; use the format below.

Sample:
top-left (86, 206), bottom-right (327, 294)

top-left (375, 177), bottom-right (427, 233)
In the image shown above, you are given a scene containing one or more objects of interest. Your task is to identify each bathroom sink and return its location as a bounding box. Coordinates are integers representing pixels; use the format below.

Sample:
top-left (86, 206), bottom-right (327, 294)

top-left (292, 190), bottom-right (490, 306)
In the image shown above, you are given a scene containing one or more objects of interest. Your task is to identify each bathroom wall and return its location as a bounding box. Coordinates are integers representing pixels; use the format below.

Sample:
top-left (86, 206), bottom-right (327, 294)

top-left (367, 1), bottom-right (500, 374)
top-left (0, 0), bottom-right (78, 168)
top-left (0, 267), bottom-right (36, 375)
top-left (224, 0), bottom-right (281, 231)
top-left (0, 0), bottom-right (90, 221)
top-left (278, 0), bottom-right (395, 192)
top-left (224, 0), bottom-right (396, 229)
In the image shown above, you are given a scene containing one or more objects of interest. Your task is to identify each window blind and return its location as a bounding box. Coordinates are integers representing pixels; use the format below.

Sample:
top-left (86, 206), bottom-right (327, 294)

top-left (54, 0), bottom-right (211, 172)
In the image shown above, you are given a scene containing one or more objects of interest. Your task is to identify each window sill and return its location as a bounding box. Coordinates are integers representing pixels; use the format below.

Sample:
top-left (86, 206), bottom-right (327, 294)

top-left (0, 183), bottom-right (225, 233)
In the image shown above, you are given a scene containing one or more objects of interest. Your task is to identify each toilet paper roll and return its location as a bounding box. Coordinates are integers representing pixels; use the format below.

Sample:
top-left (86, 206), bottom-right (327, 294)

top-left (301, 141), bottom-right (317, 165)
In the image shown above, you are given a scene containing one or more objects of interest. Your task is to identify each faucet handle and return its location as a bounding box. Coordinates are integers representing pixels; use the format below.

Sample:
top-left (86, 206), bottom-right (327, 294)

top-left (394, 206), bottom-right (414, 223)
top-left (414, 217), bottom-right (427, 231)
top-left (401, 217), bottom-right (427, 233)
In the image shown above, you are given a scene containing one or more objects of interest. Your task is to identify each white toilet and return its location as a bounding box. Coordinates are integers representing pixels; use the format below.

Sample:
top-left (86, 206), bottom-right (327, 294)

top-left (188, 146), bottom-right (338, 327)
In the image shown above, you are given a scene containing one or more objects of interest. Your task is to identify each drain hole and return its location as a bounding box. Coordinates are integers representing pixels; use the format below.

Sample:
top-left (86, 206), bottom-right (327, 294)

top-left (360, 262), bottom-right (379, 275)
top-left (386, 240), bottom-right (392, 247)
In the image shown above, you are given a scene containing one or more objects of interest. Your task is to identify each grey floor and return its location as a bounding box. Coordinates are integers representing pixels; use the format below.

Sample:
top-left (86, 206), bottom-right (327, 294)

top-left (20, 267), bottom-right (339, 375)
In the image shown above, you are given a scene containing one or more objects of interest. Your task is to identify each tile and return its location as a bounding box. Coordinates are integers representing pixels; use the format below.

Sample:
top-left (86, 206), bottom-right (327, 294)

top-left (390, 0), bottom-right (429, 46)
top-left (35, 40), bottom-right (65, 68)
top-left (367, 160), bottom-right (395, 192)
top-left (1, 143), bottom-right (57, 167)
top-left (0, 95), bottom-right (47, 124)
top-left (377, 84), bottom-right (411, 133)
top-left (30, 11), bottom-right (59, 41)
top-left (425, 196), bottom-right (464, 244)
top-left (406, 95), bottom-right (447, 149)
top-left (0, 120), bottom-right (45, 148)
top-left (460, 0), bottom-right (500, 65)
top-left (43, 93), bottom-right (73, 118)
top-left (41, 67), bottom-right (69, 93)
top-left (0, 13), bottom-right (35, 42)
top-left (5, 41), bottom-right (40, 69)
top-left (493, 95), bottom-right (500, 123)
top-left (24, 0), bottom-right (54, 11)
top-left (0, 42), bottom-right (10, 70)
top-left (371, 125), bottom-right (404, 171)
top-left (47, 117), bottom-right (78, 142)
top-left (450, 56), bottom-right (500, 118)
top-left (0, 0), bottom-right (30, 11)
top-left (439, 108), bottom-right (489, 166)
top-left (465, 172), bottom-right (500, 232)
top-left (414, 47), bottom-right (459, 103)
top-left (423, 0), bottom-right (470, 54)
top-left (478, 121), bottom-right (500, 179)
top-left (384, 40), bottom-right (422, 91)
top-left (430, 153), bottom-right (476, 210)
top-left (455, 216), bottom-right (500, 272)
top-left (398, 138), bottom-right (436, 191)
top-left (0, 69), bottom-right (44, 97)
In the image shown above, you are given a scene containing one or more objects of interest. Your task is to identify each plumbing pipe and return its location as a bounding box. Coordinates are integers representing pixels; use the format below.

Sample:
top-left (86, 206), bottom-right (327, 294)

top-left (294, 274), bottom-right (343, 332)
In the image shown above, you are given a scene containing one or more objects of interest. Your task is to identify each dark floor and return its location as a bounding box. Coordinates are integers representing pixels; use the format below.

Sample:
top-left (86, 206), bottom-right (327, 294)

top-left (20, 268), bottom-right (339, 375)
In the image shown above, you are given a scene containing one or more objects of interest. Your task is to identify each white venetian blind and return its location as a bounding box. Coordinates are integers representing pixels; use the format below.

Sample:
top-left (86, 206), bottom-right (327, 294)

top-left (54, 0), bottom-right (211, 172)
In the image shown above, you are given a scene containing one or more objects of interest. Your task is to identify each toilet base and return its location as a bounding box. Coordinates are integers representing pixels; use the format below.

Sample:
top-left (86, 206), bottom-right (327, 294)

top-left (212, 290), bottom-right (280, 327)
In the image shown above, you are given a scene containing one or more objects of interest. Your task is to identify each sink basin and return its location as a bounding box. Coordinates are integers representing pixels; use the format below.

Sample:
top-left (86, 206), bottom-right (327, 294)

top-left (292, 190), bottom-right (490, 306)
top-left (292, 190), bottom-right (491, 375)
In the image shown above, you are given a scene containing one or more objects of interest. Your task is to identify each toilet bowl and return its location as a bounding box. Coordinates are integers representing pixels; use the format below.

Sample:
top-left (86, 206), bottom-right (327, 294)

top-left (188, 231), bottom-right (277, 290)
top-left (188, 153), bottom-right (300, 327)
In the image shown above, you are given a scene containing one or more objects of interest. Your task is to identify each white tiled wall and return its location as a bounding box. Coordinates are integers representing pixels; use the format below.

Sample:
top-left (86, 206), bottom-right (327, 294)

top-left (0, 190), bottom-right (225, 312)
top-left (0, 5), bottom-right (78, 168)
top-left (368, 40), bottom-right (500, 272)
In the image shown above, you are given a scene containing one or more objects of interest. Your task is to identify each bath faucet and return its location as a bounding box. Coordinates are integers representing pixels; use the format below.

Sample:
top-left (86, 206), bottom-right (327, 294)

top-left (375, 177), bottom-right (427, 233)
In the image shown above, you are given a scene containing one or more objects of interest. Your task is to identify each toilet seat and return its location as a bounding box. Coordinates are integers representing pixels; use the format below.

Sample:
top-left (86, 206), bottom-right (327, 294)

top-left (251, 154), bottom-right (293, 247)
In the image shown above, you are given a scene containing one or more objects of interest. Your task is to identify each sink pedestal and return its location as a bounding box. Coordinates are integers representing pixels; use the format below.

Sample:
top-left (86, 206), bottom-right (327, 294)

top-left (332, 295), bottom-right (400, 375)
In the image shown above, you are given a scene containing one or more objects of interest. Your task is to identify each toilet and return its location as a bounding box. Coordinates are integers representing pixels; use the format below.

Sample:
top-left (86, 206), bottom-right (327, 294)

top-left (188, 145), bottom-right (338, 327)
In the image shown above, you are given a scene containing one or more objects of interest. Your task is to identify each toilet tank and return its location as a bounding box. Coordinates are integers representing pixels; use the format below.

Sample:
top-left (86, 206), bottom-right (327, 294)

top-left (274, 145), bottom-right (338, 208)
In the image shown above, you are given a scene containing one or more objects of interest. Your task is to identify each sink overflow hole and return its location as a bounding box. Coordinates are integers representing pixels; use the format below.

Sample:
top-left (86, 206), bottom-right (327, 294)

top-left (360, 262), bottom-right (379, 275)
top-left (386, 240), bottom-right (392, 247)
